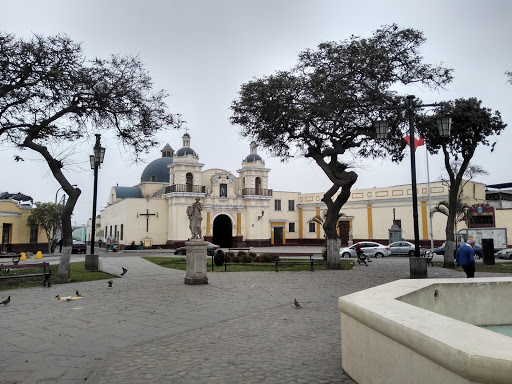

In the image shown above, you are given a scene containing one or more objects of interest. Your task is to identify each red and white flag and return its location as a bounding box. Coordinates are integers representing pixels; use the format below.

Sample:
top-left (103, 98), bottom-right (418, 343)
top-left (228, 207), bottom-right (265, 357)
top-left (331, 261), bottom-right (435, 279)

top-left (404, 136), bottom-right (424, 152)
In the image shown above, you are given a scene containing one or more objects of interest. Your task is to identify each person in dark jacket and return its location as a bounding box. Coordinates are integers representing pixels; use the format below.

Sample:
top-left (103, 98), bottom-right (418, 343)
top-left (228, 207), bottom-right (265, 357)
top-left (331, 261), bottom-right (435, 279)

top-left (456, 240), bottom-right (476, 278)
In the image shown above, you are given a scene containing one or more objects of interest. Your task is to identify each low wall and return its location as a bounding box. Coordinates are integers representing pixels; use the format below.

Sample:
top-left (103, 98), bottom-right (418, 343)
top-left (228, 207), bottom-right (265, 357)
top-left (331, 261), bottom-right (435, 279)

top-left (338, 278), bottom-right (512, 384)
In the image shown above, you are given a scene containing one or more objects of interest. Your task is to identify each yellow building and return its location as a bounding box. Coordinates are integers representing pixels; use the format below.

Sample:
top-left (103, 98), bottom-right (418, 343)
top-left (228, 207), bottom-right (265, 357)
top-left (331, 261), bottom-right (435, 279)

top-left (90, 134), bottom-right (510, 249)
top-left (0, 193), bottom-right (46, 253)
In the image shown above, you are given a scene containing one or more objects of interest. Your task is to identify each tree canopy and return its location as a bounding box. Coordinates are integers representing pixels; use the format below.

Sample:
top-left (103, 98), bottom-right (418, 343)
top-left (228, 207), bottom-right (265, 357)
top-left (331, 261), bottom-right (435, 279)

top-left (417, 97), bottom-right (506, 267)
top-left (1, 32), bottom-right (182, 281)
top-left (26, 202), bottom-right (62, 253)
top-left (231, 24), bottom-right (452, 269)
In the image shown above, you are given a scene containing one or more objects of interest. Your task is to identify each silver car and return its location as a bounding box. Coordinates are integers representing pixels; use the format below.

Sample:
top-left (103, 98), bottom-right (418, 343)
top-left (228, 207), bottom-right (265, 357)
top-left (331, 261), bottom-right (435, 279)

top-left (389, 241), bottom-right (417, 256)
top-left (339, 242), bottom-right (391, 258)
top-left (495, 248), bottom-right (512, 260)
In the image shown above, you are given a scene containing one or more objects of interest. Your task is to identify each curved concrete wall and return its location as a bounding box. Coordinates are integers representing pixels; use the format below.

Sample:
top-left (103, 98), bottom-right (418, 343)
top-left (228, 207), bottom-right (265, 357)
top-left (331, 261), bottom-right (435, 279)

top-left (338, 278), bottom-right (512, 384)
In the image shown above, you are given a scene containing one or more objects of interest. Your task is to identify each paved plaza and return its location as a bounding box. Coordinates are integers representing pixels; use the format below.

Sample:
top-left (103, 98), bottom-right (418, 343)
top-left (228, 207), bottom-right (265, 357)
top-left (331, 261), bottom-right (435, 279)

top-left (0, 249), bottom-right (508, 384)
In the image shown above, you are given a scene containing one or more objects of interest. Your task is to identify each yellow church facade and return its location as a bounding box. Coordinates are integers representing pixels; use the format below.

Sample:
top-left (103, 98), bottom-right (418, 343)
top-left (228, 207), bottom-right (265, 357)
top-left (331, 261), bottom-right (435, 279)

top-left (90, 134), bottom-right (499, 249)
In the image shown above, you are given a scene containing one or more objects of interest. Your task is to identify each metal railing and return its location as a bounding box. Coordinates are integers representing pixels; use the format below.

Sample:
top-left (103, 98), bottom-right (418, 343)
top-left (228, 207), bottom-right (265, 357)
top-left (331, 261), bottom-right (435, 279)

top-left (165, 184), bottom-right (206, 194)
top-left (241, 188), bottom-right (273, 197)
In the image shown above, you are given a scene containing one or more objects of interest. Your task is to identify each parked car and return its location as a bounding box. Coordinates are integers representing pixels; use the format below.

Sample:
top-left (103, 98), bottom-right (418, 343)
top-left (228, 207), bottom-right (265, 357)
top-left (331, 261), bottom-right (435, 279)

top-left (72, 240), bottom-right (87, 254)
top-left (388, 241), bottom-right (421, 256)
top-left (174, 242), bottom-right (220, 256)
top-left (495, 248), bottom-right (512, 260)
top-left (339, 242), bottom-right (391, 258)
top-left (432, 243), bottom-right (483, 258)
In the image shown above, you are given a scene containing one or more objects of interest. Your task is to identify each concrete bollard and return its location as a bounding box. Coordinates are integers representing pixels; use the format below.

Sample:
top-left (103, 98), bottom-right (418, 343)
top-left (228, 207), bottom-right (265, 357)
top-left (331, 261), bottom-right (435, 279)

top-left (20, 252), bottom-right (27, 261)
top-left (35, 251), bottom-right (43, 259)
top-left (85, 254), bottom-right (99, 271)
top-left (409, 257), bottom-right (428, 279)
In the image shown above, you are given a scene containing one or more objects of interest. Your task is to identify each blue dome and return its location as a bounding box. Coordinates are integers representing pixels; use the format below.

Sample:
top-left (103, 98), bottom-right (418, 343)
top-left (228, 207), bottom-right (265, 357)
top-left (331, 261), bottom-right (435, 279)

top-left (245, 154), bottom-right (263, 162)
top-left (141, 157), bottom-right (173, 182)
top-left (114, 187), bottom-right (142, 198)
top-left (175, 147), bottom-right (197, 157)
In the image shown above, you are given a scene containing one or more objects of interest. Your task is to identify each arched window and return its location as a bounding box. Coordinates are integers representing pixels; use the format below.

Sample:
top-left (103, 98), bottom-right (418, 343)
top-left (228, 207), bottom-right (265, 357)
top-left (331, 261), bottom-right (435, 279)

top-left (255, 177), bottom-right (262, 195)
top-left (186, 172), bottom-right (193, 192)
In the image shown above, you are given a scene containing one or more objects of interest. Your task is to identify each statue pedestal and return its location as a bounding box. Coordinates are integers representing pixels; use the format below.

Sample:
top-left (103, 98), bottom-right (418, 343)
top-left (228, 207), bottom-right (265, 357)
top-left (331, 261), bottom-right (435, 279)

top-left (184, 240), bottom-right (208, 285)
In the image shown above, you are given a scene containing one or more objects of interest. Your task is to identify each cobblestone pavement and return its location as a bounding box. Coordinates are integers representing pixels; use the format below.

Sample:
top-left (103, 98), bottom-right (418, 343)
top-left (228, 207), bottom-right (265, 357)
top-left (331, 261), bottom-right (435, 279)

top-left (0, 252), bottom-right (508, 384)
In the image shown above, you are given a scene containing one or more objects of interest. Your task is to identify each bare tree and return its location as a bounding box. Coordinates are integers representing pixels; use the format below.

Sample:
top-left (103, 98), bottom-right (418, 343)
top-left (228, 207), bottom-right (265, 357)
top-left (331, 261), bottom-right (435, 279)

top-left (0, 33), bottom-right (182, 282)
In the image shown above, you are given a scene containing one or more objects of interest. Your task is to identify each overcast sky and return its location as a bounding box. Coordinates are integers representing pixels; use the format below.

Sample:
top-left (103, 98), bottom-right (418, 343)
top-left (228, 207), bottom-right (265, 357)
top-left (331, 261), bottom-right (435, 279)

top-left (1, 0), bottom-right (511, 226)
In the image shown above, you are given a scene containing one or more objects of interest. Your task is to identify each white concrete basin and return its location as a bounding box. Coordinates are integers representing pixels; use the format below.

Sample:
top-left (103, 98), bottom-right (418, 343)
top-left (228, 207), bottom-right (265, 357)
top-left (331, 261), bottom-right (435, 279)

top-left (338, 278), bottom-right (512, 384)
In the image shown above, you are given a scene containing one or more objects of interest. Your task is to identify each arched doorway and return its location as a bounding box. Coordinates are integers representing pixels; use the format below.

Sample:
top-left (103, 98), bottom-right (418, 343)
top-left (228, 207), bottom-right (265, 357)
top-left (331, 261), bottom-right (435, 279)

top-left (212, 214), bottom-right (232, 248)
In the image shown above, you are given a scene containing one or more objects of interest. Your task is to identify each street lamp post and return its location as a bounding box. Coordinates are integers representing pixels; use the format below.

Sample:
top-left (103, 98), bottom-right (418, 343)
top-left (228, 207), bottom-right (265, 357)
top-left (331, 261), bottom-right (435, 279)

top-left (89, 134), bottom-right (106, 257)
top-left (375, 95), bottom-right (451, 277)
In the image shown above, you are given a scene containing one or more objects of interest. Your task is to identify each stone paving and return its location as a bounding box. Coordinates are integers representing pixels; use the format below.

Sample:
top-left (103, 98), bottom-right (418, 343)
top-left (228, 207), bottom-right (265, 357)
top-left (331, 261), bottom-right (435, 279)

top-left (0, 251), bottom-right (508, 384)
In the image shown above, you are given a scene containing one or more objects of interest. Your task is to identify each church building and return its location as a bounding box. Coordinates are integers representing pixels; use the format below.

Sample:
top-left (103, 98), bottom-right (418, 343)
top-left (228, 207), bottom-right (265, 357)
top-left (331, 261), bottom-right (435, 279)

top-left (90, 133), bottom-right (511, 249)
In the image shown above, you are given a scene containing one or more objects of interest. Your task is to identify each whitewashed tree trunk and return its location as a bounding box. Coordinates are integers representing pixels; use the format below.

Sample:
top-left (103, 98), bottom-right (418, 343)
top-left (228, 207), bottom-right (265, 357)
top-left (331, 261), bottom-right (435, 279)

top-left (57, 246), bottom-right (72, 283)
top-left (326, 237), bottom-right (341, 269)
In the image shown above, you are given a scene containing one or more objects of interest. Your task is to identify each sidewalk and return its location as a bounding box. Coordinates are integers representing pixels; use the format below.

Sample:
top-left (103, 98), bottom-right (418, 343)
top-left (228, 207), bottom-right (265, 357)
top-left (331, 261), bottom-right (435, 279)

top-left (0, 255), bottom-right (509, 383)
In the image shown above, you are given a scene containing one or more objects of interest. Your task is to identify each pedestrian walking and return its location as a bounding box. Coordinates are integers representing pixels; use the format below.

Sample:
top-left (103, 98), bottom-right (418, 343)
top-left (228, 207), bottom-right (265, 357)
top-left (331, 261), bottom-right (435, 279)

top-left (456, 240), bottom-right (476, 278)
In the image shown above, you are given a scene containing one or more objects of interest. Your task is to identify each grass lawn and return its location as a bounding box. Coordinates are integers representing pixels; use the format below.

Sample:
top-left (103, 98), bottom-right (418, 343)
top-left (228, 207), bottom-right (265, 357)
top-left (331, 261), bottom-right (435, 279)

top-left (433, 261), bottom-right (512, 274)
top-left (144, 257), bottom-right (355, 271)
top-left (0, 262), bottom-right (115, 291)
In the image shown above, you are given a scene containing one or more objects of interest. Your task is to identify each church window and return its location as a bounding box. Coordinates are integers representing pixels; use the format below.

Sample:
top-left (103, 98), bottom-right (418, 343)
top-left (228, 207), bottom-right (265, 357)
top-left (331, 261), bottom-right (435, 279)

top-left (120, 224), bottom-right (124, 241)
top-left (309, 222), bottom-right (316, 232)
top-left (220, 184), bottom-right (227, 197)
top-left (150, 176), bottom-right (156, 182)
top-left (288, 200), bottom-right (295, 211)
top-left (274, 199), bottom-right (281, 211)
top-left (114, 225), bottom-right (118, 240)
top-left (289, 222), bottom-right (295, 232)
top-left (109, 226), bottom-right (112, 236)
top-left (255, 177), bottom-right (262, 194)
top-left (186, 172), bottom-right (193, 192)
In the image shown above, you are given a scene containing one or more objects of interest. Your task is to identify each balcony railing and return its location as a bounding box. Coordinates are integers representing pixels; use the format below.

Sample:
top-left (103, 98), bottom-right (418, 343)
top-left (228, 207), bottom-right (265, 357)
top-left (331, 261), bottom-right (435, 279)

top-left (242, 188), bottom-right (273, 197)
top-left (165, 184), bottom-right (206, 194)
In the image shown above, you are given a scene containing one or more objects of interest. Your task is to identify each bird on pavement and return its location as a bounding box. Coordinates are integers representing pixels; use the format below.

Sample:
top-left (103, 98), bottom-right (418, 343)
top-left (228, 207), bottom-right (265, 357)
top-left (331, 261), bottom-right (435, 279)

top-left (75, 290), bottom-right (82, 297)
top-left (55, 295), bottom-right (60, 299)
top-left (107, 280), bottom-right (113, 288)
top-left (120, 267), bottom-right (128, 276)
top-left (294, 298), bottom-right (302, 309)
top-left (2, 295), bottom-right (11, 305)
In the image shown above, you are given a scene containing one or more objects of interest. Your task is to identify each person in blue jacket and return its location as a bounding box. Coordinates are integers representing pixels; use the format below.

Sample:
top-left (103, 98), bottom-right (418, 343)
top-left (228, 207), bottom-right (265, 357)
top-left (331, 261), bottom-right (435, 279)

top-left (456, 240), bottom-right (476, 278)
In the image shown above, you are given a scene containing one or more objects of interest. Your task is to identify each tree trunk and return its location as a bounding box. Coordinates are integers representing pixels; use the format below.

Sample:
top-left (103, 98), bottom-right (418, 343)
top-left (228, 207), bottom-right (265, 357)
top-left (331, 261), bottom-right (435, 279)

top-left (57, 246), bottom-right (72, 282)
top-left (325, 237), bottom-right (341, 269)
top-left (443, 177), bottom-right (460, 268)
top-left (57, 187), bottom-right (80, 283)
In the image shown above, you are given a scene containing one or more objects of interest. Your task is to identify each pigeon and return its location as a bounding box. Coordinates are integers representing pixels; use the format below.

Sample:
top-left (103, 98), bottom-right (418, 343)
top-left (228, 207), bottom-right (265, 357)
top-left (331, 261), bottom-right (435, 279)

top-left (2, 295), bottom-right (11, 305)
top-left (294, 298), bottom-right (302, 309)
top-left (107, 280), bottom-right (113, 288)
top-left (55, 295), bottom-right (60, 299)
top-left (75, 290), bottom-right (82, 297)
top-left (120, 267), bottom-right (128, 276)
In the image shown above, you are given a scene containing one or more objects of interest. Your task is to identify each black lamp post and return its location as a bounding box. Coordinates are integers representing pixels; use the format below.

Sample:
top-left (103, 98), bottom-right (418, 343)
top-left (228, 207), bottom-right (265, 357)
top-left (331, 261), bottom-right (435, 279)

top-left (375, 95), bottom-right (451, 276)
top-left (89, 134), bottom-right (106, 256)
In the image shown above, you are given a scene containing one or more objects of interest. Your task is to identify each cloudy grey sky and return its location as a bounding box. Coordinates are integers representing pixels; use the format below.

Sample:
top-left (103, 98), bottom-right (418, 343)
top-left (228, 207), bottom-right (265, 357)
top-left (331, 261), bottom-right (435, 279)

top-left (1, 0), bottom-right (511, 226)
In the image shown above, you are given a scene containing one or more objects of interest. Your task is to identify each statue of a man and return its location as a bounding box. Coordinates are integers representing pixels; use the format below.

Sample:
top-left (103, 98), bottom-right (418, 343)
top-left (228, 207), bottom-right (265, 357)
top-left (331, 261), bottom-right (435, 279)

top-left (187, 198), bottom-right (203, 239)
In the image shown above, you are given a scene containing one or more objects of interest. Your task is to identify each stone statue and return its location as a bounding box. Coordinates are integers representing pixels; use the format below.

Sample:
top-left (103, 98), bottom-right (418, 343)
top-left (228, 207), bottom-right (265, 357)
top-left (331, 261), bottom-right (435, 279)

top-left (187, 198), bottom-right (203, 239)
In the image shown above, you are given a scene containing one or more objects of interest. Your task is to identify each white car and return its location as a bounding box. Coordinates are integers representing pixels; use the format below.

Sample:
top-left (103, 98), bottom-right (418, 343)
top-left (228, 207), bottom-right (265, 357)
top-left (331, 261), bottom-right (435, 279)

top-left (388, 241), bottom-right (418, 256)
top-left (495, 248), bottom-right (512, 260)
top-left (339, 242), bottom-right (391, 258)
